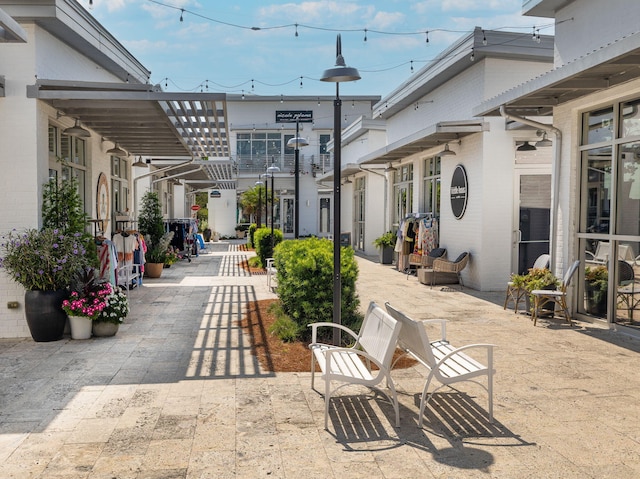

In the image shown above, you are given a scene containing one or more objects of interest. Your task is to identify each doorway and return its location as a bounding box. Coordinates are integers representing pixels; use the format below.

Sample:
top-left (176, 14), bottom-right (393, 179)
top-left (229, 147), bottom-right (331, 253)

top-left (513, 170), bottom-right (551, 274)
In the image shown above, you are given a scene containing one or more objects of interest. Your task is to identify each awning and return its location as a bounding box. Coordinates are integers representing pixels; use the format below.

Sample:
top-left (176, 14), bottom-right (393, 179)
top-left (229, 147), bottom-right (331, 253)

top-left (28, 79), bottom-right (233, 189)
top-left (28, 79), bottom-right (230, 158)
top-left (474, 30), bottom-right (640, 117)
top-left (359, 120), bottom-right (489, 165)
top-left (0, 7), bottom-right (27, 43)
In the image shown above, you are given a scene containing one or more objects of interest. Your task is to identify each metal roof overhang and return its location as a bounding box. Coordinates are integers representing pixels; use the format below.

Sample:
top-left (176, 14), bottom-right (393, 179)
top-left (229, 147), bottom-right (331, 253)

top-left (359, 120), bottom-right (489, 166)
top-left (154, 159), bottom-right (237, 190)
top-left (0, 7), bottom-right (26, 42)
top-left (28, 79), bottom-right (235, 189)
top-left (474, 31), bottom-right (640, 117)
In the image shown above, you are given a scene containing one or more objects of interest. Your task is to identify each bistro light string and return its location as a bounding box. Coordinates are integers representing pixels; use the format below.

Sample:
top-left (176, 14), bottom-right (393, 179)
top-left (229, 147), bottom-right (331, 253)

top-left (84, 0), bottom-right (564, 102)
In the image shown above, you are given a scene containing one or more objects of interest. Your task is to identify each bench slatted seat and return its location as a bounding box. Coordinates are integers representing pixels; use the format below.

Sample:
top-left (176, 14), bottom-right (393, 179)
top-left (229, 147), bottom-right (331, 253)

top-left (385, 302), bottom-right (495, 427)
top-left (309, 302), bottom-right (402, 429)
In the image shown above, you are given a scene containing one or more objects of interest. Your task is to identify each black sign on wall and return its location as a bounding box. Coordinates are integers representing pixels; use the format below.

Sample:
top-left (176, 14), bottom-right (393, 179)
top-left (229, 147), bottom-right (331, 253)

top-left (450, 164), bottom-right (468, 220)
top-left (275, 110), bottom-right (313, 123)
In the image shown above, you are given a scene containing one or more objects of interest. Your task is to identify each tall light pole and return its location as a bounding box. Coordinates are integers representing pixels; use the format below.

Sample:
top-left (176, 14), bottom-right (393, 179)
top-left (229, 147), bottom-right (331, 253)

top-left (266, 164), bottom-right (280, 252)
top-left (255, 176), bottom-right (264, 228)
top-left (320, 34), bottom-right (361, 345)
top-left (287, 116), bottom-right (309, 239)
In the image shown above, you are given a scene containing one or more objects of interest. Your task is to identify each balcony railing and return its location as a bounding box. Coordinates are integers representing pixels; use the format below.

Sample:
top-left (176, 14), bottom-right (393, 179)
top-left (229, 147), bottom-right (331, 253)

top-left (236, 154), bottom-right (333, 176)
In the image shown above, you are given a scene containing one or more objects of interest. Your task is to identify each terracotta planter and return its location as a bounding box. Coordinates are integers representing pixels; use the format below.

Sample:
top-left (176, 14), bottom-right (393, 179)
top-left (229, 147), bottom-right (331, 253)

top-left (145, 262), bottom-right (164, 278)
top-left (92, 321), bottom-right (119, 337)
top-left (68, 315), bottom-right (92, 339)
top-left (24, 289), bottom-right (68, 342)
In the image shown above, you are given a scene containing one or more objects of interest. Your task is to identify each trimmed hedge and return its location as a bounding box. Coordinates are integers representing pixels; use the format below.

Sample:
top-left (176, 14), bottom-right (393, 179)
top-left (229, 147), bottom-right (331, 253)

top-left (273, 237), bottom-right (361, 343)
top-left (254, 227), bottom-right (283, 266)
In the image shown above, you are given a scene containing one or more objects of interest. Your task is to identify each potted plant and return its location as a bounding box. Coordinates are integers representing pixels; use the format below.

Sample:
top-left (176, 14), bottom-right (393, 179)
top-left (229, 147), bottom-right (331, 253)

top-left (138, 191), bottom-right (167, 278)
top-left (0, 228), bottom-right (90, 341)
top-left (517, 267), bottom-right (560, 316)
top-left (164, 248), bottom-right (179, 268)
top-left (585, 265), bottom-right (608, 315)
top-left (62, 267), bottom-right (110, 339)
top-left (145, 231), bottom-right (175, 278)
top-left (93, 283), bottom-right (129, 337)
top-left (235, 223), bottom-right (250, 239)
top-left (373, 231), bottom-right (396, 264)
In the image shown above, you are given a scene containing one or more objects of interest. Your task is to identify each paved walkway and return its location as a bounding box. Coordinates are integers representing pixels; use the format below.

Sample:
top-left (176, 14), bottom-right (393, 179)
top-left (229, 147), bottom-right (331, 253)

top-left (1, 241), bottom-right (640, 478)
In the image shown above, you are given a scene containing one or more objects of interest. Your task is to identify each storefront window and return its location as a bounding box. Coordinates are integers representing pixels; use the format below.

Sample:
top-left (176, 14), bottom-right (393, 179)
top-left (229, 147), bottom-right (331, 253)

top-left (354, 176), bottom-right (365, 251)
top-left (392, 164), bottom-right (413, 225)
top-left (579, 101), bottom-right (640, 328)
top-left (582, 106), bottom-right (614, 144)
top-left (423, 157), bottom-right (441, 217)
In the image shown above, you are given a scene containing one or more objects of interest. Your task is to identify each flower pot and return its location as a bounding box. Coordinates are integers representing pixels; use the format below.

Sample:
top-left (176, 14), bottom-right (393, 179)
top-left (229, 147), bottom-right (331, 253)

top-left (24, 289), bottom-right (68, 342)
top-left (585, 282), bottom-right (607, 316)
top-left (68, 315), bottom-right (92, 339)
top-left (379, 246), bottom-right (394, 265)
top-left (92, 321), bottom-right (119, 337)
top-left (203, 229), bottom-right (212, 242)
top-left (145, 262), bottom-right (164, 278)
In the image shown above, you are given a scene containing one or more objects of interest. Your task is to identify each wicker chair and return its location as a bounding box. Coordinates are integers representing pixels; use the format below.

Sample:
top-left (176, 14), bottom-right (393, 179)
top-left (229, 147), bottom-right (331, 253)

top-left (428, 252), bottom-right (470, 289)
top-left (406, 247), bottom-right (447, 279)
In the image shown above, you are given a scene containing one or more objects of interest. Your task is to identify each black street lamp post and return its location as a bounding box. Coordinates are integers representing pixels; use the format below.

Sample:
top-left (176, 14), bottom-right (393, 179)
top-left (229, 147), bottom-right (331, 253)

top-left (255, 176), bottom-right (264, 228)
top-left (320, 34), bottom-right (360, 345)
top-left (266, 164), bottom-right (280, 252)
top-left (287, 116), bottom-right (309, 239)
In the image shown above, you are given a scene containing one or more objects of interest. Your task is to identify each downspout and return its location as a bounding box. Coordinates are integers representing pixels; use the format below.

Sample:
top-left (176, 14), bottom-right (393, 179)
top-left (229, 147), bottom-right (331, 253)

top-left (133, 158), bottom-right (196, 223)
top-left (499, 105), bottom-right (562, 275)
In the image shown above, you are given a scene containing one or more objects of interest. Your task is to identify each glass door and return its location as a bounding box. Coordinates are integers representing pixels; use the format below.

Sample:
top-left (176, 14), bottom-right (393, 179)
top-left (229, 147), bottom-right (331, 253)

top-left (513, 170), bottom-right (551, 274)
top-left (281, 196), bottom-right (294, 237)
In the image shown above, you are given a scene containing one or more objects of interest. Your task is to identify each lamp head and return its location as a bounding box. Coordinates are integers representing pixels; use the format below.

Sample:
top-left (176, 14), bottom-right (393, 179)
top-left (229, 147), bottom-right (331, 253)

top-left (320, 34), bottom-right (361, 83)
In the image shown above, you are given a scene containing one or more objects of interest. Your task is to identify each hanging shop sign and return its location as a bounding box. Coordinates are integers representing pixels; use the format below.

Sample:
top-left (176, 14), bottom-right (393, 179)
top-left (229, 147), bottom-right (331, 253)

top-left (210, 190), bottom-right (221, 198)
top-left (191, 205), bottom-right (201, 211)
top-left (450, 164), bottom-right (468, 220)
top-left (275, 110), bottom-right (313, 123)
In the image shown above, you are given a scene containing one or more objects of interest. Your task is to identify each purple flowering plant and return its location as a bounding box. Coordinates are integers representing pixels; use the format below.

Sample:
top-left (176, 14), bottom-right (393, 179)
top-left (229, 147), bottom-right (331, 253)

top-left (0, 228), bottom-right (89, 291)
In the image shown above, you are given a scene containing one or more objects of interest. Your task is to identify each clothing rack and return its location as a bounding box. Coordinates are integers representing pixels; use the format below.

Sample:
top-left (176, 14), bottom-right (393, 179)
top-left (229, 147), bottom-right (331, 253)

top-left (397, 213), bottom-right (438, 272)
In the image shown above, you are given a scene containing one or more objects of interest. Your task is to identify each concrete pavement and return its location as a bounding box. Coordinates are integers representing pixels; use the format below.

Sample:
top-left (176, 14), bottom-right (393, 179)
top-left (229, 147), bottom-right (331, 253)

top-left (1, 240), bottom-right (639, 478)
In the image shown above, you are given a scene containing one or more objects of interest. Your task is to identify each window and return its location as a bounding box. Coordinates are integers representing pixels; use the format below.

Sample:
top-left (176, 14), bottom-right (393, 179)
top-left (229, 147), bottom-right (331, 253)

top-left (579, 101), bottom-right (640, 326)
top-left (392, 164), bottom-right (413, 225)
top-left (59, 134), bottom-right (87, 210)
top-left (235, 131), bottom-right (283, 170)
top-left (111, 156), bottom-right (129, 217)
top-left (354, 176), bottom-right (366, 251)
top-left (423, 157), bottom-right (441, 217)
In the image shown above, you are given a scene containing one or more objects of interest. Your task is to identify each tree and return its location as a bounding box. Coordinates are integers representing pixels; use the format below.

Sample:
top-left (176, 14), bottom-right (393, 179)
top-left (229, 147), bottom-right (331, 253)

top-left (138, 191), bottom-right (164, 247)
top-left (240, 184), bottom-right (273, 226)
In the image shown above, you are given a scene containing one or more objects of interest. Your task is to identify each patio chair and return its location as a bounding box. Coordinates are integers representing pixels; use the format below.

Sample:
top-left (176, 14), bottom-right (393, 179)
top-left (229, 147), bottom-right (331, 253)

top-left (617, 260), bottom-right (640, 321)
top-left (406, 247), bottom-right (446, 279)
top-left (531, 260), bottom-right (580, 326)
top-left (503, 253), bottom-right (550, 313)
top-left (425, 252), bottom-right (470, 289)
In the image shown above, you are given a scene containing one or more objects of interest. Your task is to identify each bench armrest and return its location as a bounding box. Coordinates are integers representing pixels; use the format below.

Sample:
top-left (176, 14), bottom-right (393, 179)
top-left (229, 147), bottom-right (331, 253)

top-left (309, 322), bottom-right (359, 344)
top-left (323, 347), bottom-right (385, 376)
top-left (434, 343), bottom-right (496, 369)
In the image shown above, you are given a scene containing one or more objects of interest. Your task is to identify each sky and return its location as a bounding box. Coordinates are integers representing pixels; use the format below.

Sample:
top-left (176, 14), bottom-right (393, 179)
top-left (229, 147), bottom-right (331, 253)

top-left (81, 0), bottom-right (552, 98)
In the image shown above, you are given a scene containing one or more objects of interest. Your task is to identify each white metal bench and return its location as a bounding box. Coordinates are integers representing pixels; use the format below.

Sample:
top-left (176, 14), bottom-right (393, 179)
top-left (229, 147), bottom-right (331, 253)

top-left (309, 302), bottom-right (402, 430)
top-left (385, 302), bottom-right (495, 427)
top-left (266, 258), bottom-right (277, 291)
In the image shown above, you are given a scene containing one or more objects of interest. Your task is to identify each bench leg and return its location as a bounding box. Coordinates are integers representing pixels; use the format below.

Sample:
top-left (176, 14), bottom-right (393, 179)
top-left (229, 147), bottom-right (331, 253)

top-left (324, 376), bottom-right (331, 430)
top-left (418, 373), bottom-right (436, 428)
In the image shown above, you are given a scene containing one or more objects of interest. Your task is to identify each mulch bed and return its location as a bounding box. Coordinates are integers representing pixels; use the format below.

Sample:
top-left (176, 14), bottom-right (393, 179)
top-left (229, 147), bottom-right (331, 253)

top-left (238, 298), bottom-right (417, 373)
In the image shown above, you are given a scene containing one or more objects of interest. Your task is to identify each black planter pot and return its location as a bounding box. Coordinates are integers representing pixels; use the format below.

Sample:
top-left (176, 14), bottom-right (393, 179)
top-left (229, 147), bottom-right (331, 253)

top-left (24, 289), bottom-right (68, 342)
top-left (379, 246), bottom-right (394, 265)
top-left (202, 228), bottom-right (212, 242)
top-left (585, 282), bottom-right (607, 316)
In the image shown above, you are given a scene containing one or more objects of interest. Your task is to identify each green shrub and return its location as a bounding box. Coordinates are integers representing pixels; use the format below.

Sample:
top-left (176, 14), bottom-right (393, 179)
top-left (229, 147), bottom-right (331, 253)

top-left (254, 227), bottom-right (283, 266)
top-left (248, 223), bottom-right (257, 248)
top-left (267, 302), bottom-right (301, 342)
top-left (274, 237), bottom-right (361, 343)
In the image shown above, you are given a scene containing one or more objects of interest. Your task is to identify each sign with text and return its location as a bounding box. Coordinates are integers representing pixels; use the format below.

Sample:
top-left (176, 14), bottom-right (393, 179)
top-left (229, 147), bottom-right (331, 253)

top-left (275, 110), bottom-right (313, 123)
top-left (450, 164), bottom-right (468, 220)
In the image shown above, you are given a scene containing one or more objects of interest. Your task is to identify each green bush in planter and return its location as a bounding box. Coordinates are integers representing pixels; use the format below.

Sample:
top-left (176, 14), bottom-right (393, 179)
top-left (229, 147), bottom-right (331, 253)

top-left (254, 227), bottom-right (283, 266)
top-left (248, 223), bottom-right (257, 249)
top-left (274, 237), bottom-right (361, 343)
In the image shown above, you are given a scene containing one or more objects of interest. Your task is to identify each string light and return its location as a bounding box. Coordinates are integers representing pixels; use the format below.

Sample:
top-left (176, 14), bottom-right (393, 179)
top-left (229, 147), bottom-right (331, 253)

top-left (179, 8), bottom-right (184, 22)
top-left (482, 30), bottom-right (487, 46)
top-left (425, 31), bottom-right (429, 43)
top-left (295, 23), bottom-right (298, 37)
top-left (410, 60), bottom-right (414, 73)
top-left (470, 47), bottom-right (475, 62)
top-left (364, 28), bottom-right (368, 42)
